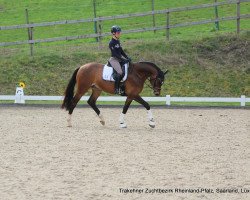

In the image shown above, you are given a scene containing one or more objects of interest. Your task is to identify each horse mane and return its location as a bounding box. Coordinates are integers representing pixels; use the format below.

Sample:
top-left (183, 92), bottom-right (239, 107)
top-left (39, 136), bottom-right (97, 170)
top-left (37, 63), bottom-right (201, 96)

top-left (138, 61), bottom-right (164, 80)
top-left (138, 61), bottom-right (161, 72)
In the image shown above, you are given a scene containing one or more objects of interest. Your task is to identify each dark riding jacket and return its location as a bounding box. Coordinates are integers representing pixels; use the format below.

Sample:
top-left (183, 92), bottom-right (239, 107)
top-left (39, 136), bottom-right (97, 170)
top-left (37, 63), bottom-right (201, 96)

top-left (109, 38), bottom-right (128, 62)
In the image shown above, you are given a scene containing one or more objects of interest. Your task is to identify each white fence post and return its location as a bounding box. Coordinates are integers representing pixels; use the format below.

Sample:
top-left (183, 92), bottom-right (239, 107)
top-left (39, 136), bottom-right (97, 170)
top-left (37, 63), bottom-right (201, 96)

top-left (166, 95), bottom-right (171, 105)
top-left (240, 95), bottom-right (246, 106)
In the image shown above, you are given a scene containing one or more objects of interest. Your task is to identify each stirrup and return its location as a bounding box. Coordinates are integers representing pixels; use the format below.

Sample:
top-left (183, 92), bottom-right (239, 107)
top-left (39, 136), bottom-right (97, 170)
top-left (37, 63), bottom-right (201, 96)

top-left (115, 88), bottom-right (121, 95)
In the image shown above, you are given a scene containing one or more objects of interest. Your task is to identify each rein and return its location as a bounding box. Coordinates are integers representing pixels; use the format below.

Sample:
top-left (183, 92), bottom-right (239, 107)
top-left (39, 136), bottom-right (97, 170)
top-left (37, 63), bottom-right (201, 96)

top-left (146, 77), bottom-right (154, 90)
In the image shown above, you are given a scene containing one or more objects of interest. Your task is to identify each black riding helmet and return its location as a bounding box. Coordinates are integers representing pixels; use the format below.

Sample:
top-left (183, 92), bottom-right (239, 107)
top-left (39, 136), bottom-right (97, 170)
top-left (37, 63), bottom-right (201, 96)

top-left (111, 25), bottom-right (121, 34)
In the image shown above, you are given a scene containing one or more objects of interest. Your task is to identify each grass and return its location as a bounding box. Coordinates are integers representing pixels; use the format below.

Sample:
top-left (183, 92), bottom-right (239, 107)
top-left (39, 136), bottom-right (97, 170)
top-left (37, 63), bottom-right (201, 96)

top-left (1, 0), bottom-right (249, 43)
top-left (3, 0), bottom-right (247, 25)
top-left (0, 33), bottom-right (249, 97)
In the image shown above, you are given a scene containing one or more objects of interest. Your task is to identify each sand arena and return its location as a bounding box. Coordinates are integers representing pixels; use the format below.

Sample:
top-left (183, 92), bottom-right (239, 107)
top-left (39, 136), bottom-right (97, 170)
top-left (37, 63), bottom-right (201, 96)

top-left (0, 106), bottom-right (249, 200)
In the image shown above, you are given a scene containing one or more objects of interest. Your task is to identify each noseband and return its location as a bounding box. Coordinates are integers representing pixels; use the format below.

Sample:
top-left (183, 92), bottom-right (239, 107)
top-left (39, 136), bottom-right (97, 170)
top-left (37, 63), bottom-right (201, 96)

top-left (147, 76), bottom-right (163, 91)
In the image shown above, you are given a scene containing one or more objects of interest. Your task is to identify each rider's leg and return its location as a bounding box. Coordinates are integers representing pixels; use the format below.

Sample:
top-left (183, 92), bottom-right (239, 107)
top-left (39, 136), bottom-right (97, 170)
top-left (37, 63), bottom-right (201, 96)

top-left (109, 57), bottom-right (123, 94)
top-left (109, 57), bottom-right (123, 74)
top-left (114, 74), bottom-right (123, 94)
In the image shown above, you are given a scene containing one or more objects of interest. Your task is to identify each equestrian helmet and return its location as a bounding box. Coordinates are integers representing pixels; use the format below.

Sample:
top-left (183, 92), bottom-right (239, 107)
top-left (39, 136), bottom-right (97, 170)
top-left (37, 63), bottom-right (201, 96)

top-left (111, 25), bottom-right (121, 34)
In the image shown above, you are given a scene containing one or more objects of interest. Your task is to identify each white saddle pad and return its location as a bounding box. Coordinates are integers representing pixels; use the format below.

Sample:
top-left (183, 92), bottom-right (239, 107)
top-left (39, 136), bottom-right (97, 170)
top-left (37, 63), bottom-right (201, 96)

top-left (102, 63), bottom-right (129, 82)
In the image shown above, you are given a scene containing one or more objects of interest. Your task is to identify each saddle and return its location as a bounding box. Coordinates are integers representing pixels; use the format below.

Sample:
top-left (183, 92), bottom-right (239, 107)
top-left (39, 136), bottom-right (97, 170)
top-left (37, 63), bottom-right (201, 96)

top-left (102, 62), bottom-right (129, 82)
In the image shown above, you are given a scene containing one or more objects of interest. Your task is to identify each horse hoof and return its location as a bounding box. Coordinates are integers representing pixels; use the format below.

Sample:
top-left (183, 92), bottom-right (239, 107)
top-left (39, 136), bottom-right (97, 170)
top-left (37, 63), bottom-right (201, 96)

top-left (149, 124), bottom-right (155, 128)
top-left (120, 123), bottom-right (127, 128)
top-left (67, 119), bottom-right (72, 127)
top-left (149, 119), bottom-right (155, 128)
top-left (98, 114), bottom-right (105, 126)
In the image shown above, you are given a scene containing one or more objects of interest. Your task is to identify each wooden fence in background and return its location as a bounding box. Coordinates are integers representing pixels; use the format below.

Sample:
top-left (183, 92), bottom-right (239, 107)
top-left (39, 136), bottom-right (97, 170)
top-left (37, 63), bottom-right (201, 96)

top-left (0, 0), bottom-right (249, 55)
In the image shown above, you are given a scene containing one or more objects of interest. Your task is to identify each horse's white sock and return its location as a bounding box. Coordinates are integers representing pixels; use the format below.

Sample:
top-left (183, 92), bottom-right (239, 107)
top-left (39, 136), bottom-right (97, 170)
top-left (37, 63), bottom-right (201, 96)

top-left (119, 113), bottom-right (125, 123)
top-left (67, 114), bottom-right (72, 127)
top-left (147, 109), bottom-right (155, 128)
top-left (147, 109), bottom-right (154, 121)
top-left (98, 113), bottom-right (105, 125)
top-left (119, 113), bottom-right (127, 128)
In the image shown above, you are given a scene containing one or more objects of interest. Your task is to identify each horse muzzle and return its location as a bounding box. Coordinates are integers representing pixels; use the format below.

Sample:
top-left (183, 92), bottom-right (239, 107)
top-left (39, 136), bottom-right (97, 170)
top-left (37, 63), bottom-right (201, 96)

top-left (154, 90), bottom-right (160, 96)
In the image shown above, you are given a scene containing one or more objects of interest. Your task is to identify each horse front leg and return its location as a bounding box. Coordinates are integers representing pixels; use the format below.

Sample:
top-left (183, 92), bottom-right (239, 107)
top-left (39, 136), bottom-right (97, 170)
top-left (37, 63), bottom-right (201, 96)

top-left (120, 97), bottom-right (133, 128)
top-left (134, 96), bottom-right (155, 128)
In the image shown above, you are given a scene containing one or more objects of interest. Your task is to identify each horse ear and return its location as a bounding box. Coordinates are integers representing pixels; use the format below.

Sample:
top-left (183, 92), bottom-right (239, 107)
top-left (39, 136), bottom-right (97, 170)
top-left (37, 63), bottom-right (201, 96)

top-left (164, 70), bottom-right (169, 75)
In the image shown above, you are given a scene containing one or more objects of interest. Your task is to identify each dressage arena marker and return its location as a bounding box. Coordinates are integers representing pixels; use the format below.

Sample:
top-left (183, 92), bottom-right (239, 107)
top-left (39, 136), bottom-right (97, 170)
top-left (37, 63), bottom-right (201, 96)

top-left (14, 87), bottom-right (25, 104)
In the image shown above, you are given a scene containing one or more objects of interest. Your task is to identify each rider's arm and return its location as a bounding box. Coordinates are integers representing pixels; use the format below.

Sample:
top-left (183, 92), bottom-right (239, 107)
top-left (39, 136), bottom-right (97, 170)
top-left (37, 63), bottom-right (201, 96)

top-left (121, 48), bottom-right (128, 59)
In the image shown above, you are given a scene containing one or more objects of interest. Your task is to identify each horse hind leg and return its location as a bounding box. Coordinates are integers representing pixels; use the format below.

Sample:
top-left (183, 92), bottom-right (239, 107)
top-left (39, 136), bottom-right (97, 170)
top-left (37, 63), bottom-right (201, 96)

top-left (67, 92), bottom-right (84, 127)
top-left (87, 88), bottom-right (105, 125)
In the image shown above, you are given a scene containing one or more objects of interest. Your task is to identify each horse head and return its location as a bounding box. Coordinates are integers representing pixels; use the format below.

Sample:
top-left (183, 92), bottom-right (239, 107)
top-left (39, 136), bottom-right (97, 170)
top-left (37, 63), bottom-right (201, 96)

top-left (136, 61), bottom-right (169, 96)
top-left (149, 69), bottom-right (165, 96)
top-left (149, 68), bottom-right (168, 96)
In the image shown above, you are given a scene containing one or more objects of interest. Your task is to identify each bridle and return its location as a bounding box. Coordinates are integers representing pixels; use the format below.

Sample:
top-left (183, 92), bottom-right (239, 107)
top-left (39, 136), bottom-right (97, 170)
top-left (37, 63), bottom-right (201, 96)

top-left (135, 61), bottom-right (168, 92)
top-left (146, 76), bottom-right (163, 91)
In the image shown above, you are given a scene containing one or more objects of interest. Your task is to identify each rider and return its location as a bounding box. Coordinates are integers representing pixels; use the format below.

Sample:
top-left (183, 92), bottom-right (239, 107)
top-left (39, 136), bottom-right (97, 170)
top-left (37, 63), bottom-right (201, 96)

top-left (109, 25), bottom-right (131, 95)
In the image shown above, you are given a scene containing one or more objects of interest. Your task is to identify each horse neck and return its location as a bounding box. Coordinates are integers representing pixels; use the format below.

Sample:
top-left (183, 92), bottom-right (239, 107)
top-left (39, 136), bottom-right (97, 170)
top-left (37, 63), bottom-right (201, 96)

top-left (134, 62), bottom-right (158, 80)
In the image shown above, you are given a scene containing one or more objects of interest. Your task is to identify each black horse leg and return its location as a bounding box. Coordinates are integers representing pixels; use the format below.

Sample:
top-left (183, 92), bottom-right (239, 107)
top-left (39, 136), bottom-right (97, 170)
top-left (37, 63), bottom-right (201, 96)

top-left (67, 93), bottom-right (83, 127)
top-left (119, 97), bottom-right (133, 128)
top-left (87, 88), bottom-right (105, 125)
top-left (134, 96), bottom-right (150, 110)
top-left (122, 97), bottom-right (133, 114)
top-left (134, 96), bottom-right (155, 128)
top-left (87, 95), bottom-right (100, 115)
top-left (68, 95), bottom-right (81, 114)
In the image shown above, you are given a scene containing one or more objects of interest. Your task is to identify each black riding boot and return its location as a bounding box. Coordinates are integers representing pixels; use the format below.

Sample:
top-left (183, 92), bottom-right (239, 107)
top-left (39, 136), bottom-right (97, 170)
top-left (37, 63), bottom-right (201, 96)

top-left (114, 74), bottom-right (122, 94)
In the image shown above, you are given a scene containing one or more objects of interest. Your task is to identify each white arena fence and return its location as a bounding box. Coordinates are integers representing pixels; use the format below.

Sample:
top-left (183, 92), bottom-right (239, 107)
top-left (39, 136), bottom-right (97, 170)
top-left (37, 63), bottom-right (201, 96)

top-left (0, 95), bottom-right (249, 107)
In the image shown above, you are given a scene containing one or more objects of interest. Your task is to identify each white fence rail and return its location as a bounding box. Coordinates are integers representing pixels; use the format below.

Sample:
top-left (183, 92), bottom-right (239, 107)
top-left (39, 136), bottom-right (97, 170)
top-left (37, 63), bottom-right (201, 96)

top-left (0, 95), bottom-right (249, 106)
top-left (166, 95), bottom-right (249, 106)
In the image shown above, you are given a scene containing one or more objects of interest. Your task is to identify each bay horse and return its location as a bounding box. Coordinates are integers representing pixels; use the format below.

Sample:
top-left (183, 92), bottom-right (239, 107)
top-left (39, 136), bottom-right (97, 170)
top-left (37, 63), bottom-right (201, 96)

top-left (61, 61), bottom-right (168, 128)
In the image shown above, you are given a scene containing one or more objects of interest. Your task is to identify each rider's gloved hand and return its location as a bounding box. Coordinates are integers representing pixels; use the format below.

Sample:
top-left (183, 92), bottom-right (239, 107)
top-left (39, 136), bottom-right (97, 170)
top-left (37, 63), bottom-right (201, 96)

top-left (127, 57), bottom-right (132, 62)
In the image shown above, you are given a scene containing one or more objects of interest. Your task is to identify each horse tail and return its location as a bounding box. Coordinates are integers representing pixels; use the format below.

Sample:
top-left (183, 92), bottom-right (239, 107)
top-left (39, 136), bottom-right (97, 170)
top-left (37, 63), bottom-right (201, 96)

top-left (61, 67), bottom-right (80, 110)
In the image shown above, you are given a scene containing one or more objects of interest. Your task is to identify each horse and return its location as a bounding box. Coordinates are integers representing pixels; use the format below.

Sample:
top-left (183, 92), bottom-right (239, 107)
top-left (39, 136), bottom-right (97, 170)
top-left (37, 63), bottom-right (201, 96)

top-left (61, 61), bottom-right (168, 128)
